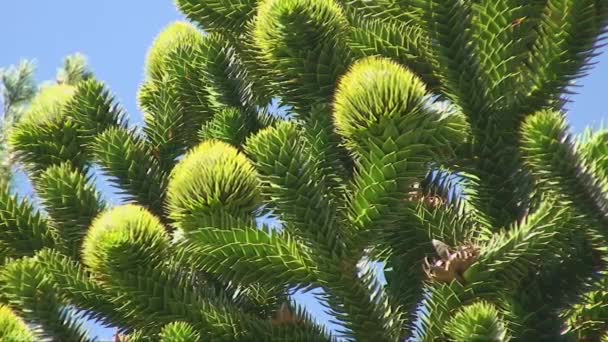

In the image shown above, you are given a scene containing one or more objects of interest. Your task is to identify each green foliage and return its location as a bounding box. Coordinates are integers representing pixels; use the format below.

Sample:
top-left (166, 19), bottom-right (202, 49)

top-left (160, 321), bottom-right (201, 342)
top-left (1, 0), bottom-right (608, 340)
top-left (0, 60), bottom-right (38, 183)
top-left (563, 276), bottom-right (608, 340)
top-left (1, 257), bottom-right (90, 341)
top-left (444, 301), bottom-right (510, 342)
top-left (180, 224), bottom-right (318, 287)
top-left (0, 305), bottom-right (36, 342)
top-left (145, 22), bottom-right (204, 80)
top-left (581, 129), bottom-right (608, 181)
top-left (348, 17), bottom-right (439, 90)
top-left (141, 21), bottom-right (262, 171)
top-left (140, 23), bottom-right (211, 162)
top-left (245, 121), bottom-right (345, 251)
top-left (92, 127), bottom-right (166, 217)
top-left (199, 107), bottom-right (254, 146)
top-left (82, 205), bottom-right (169, 275)
top-left (10, 79), bottom-right (122, 175)
top-left (34, 249), bottom-right (129, 330)
top-left (175, 0), bottom-right (258, 34)
top-left (334, 57), bottom-right (466, 253)
top-left (253, 0), bottom-right (352, 111)
top-left (36, 162), bottom-right (105, 258)
top-left (0, 55), bottom-right (97, 184)
top-left (57, 53), bottom-right (94, 86)
top-left (63, 79), bottom-right (124, 139)
top-left (0, 180), bottom-right (55, 258)
top-left (0, 60), bottom-right (33, 181)
top-left (167, 140), bottom-right (260, 231)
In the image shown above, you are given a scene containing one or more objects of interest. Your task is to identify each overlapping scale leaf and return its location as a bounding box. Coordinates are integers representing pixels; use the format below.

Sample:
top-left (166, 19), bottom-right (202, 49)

top-left (20, 83), bottom-right (76, 123)
top-left (147, 22), bottom-right (254, 115)
top-left (145, 21), bottom-right (204, 81)
top-left (180, 224), bottom-right (318, 288)
top-left (465, 200), bottom-right (571, 290)
top-left (36, 162), bottom-right (105, 258)
top-left (338, 0), bottom-right (416, 23)
top-left (332, 57), bottom-right (469, 338)
top-left (523, 0), bottom-right (608, 111)
top-left (62, 79), bottom-right (125, 139)
top-left (520, 110), bottom-right (608, 228)
top-left (0, 180), bottom-right (56, 258)
top-left (2, 0), bottom-right (607, 340)
top-left (34, 249), bottom-right (130, 331)
top-left (0, 305), bottom-right (36, 342)
top-left (82, 205), bottom-right (201, 329)
top-left (407, 0), bottom-right (488, 115)
top-left (222, 28), bottom-right (276, 107)
top-left (402, 1), bottom-right (527, 230)
top-left (464, 0), bottom-right (608, 227)
top-left (581, 129), bottom-right (608, 182)
top-left (381, 202), bottom-right (479, 329)
top-left (334, 57), bottom-right (464, 157)
top-left (408, 2), bottom-right (540, 230)
top-left (0, 258), bottom-right (90, 341)
top-left (467, 129), bottom-right (528, 230)
top-left (175, 0), bottom-right (258, 34)
top-left (302, 104), bottom-right (353, 190)
top-left (383, 257), bottom-right (424, 334)
top-left (318, 258), bottom-right (404, 341)
top-left (82, 205), bottom-right (169, 275)
top-left (348, 17), bottom-right (440, 89)
top-left (83, 206), bottom-right (273, 338)
top-left (140, 23), bottom-right (213, 160)
top-left (156, 28), bottom-right (253, 114)
top-left (508, 227), bottom-right (605, 339)
top-left (199, 107), bottom-right (255, 147)
top-left (193, 33), bottom-right (254, 112)
top-left (245, 121), bottom-right (345, 250)
top-left (142, 23), bottom-right (257, 168)
top-left (334, 57), bottom-right (465, 235)
top-left (9, 84), bottom-right (87, 173)
top-left (517, 110), bottom-right (608, 335)
top-left (253, 0), bottom-right (352, 111)
top-left (563, 277), bottom-right (608, 341)
top-left (0, 241), bottom-right (16, 263)
top-left (167, 140), bottom-right (260, 232)
top-left (140, 79), bottom-right (188, 171)
top-left (401, 0), bottom-right (531, 229)
top-left (160, 321), bottom-right (200, 342)
top-left (10, 80), bottom-right (123, 174)
top-left (92, 127), bottom-right (166, 217)
top-left (245, 120), bottom-right (401, 340)
top-left (469, 0), bottom-right (525, 110)
top-left (443, 301), bottom-right (511, 341)
top-left (414, 282), bottom-right (479, 341)
top-left (10, 119), bottom-right (87, 175)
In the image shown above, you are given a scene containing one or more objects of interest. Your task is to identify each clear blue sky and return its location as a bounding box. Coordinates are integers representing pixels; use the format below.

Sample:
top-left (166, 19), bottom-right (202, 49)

top-left (1, 1), bottom-right (608, 341)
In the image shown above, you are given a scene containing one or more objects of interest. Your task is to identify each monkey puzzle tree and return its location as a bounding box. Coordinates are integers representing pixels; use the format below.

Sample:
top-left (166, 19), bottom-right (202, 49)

top-left (1, 0), bottom-right (608, 341)
top-left (0, 54), bottom-right (94, 185)
top-left (0, 60), bottom-right (37, 183)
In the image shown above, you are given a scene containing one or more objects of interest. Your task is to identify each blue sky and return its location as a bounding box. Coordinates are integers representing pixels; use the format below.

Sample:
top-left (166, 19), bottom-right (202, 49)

top-left (1, 1), bottom-right (608, 341)
top-left (1, 1), bottom-right (182, 126)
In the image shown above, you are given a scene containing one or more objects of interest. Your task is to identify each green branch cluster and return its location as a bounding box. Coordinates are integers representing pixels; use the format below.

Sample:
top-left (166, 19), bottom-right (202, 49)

top-left (0, 0), bottom-right (607, 341)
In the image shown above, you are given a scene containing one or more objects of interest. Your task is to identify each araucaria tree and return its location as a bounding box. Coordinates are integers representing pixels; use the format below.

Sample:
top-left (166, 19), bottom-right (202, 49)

top-left (0, 54), bottom-right (94, 184)
top-left (1, 0), bottom-right (608, 341)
